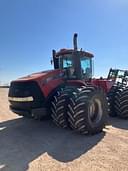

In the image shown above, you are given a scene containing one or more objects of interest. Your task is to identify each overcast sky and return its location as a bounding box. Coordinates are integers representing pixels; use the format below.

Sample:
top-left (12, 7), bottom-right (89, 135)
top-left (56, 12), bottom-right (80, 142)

top-left (0, 0), bottom-right (128, 84)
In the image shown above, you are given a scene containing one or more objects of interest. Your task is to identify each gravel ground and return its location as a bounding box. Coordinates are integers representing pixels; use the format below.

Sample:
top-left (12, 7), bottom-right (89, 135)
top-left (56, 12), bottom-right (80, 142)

top-left (0, 88), bottom-right (128, 171)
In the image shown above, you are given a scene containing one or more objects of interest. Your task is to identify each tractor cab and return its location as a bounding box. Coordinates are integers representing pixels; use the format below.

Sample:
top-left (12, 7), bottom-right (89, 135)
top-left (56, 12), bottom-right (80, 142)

top-left (53, 33), bottom-right (94, 80)
top-left (107, 68), bottom-right (128, 85)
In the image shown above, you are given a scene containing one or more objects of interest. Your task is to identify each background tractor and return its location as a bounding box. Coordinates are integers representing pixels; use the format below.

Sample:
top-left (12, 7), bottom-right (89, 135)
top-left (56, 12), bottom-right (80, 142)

top-left (107, 68), bottom-right (128, 84)
top-left (107, 68), bottom-right (128, 118)
top-left (8, 33), bottom-right (128, 135)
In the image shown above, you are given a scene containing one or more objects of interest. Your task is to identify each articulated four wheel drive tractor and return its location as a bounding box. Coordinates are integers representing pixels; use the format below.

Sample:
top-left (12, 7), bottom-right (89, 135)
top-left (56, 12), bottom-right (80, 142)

top-left (8, 34), bottom-right (128, 135)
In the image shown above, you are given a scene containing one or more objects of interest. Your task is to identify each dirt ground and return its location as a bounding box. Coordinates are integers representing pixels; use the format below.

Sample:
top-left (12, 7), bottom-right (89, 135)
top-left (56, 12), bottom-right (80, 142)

top-left (0, 88), bottom-right (128, 171)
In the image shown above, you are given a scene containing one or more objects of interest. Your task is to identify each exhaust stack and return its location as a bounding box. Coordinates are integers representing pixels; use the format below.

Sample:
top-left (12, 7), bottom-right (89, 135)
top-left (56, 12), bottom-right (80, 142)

top-left (73, 33), bottom-right (78, 51)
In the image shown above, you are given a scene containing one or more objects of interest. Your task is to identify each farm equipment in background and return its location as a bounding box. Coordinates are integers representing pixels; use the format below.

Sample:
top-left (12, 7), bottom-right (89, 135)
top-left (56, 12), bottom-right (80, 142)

top-left (8, 33), bottom-right (128, 135)
top-left (107, 68), bottom-right (128, 118)
top-left (107, 68), bottom-right (128, 84)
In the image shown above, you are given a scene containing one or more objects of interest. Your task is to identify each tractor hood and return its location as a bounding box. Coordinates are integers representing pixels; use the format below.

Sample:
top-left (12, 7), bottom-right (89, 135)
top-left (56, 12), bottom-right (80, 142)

top-left (12, 69), bottom-right (64, 82)
top-left (9, 69), bottom-right (65, 99)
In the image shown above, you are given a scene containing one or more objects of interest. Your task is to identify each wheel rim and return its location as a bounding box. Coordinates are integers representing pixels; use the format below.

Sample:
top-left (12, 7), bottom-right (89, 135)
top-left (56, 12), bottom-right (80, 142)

top-left (89, 98), bottom-right (103, 124)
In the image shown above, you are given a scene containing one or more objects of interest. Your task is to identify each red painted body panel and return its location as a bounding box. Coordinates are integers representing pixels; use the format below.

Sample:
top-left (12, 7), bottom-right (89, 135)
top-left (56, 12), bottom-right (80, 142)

top-left (91, 79), bottom-right (115, 93)
top-left (66, 80), bottom-right (86, 87)
top-left (39, 78), bottom-right (64, 97)
top-left (12, 69), bottom-right (115, 98)
top-left (66, 79), bottom-right (114, 93)
top-left (16, 69), bottom-right (63, 82)
top-left (12, 69), bottom-right (65, 98)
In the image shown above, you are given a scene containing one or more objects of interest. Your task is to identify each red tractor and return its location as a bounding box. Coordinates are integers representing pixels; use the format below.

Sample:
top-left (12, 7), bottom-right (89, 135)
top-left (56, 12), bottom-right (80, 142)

top-left (8, 34), bottom-right (128, 135)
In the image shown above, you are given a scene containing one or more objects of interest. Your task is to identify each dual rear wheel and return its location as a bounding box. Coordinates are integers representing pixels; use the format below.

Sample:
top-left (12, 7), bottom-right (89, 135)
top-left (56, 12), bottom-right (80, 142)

top-left (51, 86), bottom-right (108, 134)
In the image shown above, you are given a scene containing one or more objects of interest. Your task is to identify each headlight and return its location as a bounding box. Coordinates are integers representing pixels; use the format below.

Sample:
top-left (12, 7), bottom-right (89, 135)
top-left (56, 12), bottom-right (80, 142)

top-left (8, 96), bottom-right (34, 102)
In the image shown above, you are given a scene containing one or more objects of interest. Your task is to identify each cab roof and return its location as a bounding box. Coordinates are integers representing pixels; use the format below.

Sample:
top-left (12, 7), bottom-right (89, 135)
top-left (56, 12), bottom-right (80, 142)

top-left (55, 49), bottom-right (94, 58)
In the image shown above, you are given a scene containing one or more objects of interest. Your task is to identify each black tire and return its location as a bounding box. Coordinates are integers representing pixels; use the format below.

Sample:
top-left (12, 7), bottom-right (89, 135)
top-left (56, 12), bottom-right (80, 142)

top-left (68, 86), bottom-right (108, 134)
top-left (107, 84), bottom-right (121, 117)
top-left (51, 87), bottom-right (74, 128)
top-left (115, 86), bottom-right (128, 118)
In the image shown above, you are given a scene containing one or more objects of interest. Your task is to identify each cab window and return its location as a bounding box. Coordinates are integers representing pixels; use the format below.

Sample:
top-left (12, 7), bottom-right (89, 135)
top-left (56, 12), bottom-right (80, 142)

top-left (80, 57), bottom-right (92, 78)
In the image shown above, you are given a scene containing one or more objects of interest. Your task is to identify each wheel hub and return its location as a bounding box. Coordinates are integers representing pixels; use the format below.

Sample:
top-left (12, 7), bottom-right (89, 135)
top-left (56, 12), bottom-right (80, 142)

top-left (89, 98), bottom-right (103, 124)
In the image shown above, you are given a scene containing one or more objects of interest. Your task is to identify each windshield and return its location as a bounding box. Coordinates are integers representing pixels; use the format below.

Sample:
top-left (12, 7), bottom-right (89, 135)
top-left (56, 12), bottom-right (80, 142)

top-left (59, 54), bottom-right (73, 69)
top-left (59, 54), bottom-right (92, 79)
top-left (80, 57), bottom-right (92, 78)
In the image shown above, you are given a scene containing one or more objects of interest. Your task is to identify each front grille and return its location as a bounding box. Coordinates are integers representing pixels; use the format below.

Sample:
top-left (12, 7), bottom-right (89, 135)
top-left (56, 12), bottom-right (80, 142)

top-left (8, 81), bottom-right (45, 109)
